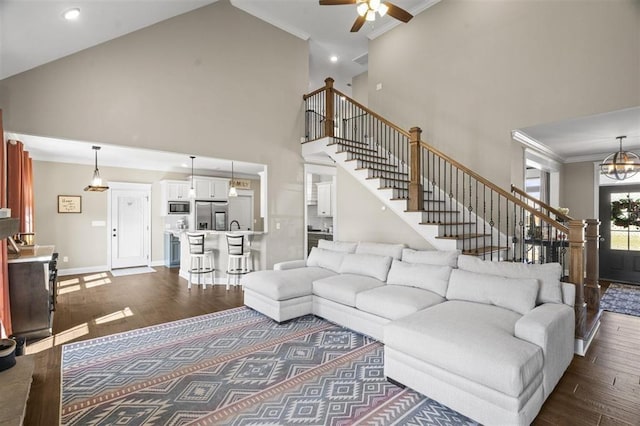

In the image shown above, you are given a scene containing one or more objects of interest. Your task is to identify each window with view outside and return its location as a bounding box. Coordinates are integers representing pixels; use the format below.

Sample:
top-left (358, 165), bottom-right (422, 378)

top-left (610, 192), bottom-right (640, 251)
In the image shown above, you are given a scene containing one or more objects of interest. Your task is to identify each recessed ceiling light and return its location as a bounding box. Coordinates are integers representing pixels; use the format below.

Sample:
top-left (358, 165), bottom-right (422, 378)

top-left (330, 55), bottom-right (338, 63)
top-left (63, 8), bottom-right (80, 21)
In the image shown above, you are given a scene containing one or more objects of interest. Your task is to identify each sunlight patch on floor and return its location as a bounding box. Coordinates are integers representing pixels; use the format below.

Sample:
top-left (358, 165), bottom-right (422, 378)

top-left (25, 323), bottom-right (90, 354)
top-left (84, 278), bottom-right (112, 288)
top-left (94, 307), bottom-right (134, 325)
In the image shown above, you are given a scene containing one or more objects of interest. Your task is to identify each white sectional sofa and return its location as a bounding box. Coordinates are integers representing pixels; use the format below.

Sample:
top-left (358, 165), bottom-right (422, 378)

top-left (242, 240), bottom-right (575, 425)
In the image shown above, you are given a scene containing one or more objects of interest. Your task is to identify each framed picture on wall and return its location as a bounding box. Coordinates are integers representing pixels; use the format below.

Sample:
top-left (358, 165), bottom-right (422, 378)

top-left (58, 195), bottom-right (82, 213)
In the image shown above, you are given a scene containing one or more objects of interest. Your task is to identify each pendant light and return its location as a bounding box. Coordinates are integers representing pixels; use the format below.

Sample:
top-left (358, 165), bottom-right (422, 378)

top-left (228, 161), bottom-right (238, 197)
top-left (600, 136), bottom-right (640, 181)
top-left (84, 146), bottom-right (109, 192)
top-left (188, 156), bottom-right (196, 198)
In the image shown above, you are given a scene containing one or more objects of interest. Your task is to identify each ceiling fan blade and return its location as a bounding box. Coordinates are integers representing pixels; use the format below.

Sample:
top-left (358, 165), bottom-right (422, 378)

top-left (350, 15), bottom-right (366, 32)
top-left (384, 2), bottom-right (413, 23)
top-left (319, 0), bottom-right (357, 5)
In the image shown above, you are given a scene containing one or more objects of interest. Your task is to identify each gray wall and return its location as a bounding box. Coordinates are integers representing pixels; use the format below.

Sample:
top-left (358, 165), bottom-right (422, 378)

top-left (562, 161), bottom-right (597, 219)
top-left (367, 0), bottom-right (640, 190)
top-left (0, 1), bottom-right (309, 267)
top-left (352, 72), bottom-right (368, 107)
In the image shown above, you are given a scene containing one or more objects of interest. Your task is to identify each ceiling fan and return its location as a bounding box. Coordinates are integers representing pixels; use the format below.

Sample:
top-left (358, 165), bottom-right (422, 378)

top-left (319, 0), bottom-right (414, 32)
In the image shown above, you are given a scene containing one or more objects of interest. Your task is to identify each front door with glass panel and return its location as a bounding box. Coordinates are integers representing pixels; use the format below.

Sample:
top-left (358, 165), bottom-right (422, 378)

top-left (599, 185), bottom-right (640, 283)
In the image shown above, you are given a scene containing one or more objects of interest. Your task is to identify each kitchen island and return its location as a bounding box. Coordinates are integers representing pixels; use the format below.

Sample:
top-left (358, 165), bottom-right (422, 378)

top-left (168, 231), bottom-right (265, 286)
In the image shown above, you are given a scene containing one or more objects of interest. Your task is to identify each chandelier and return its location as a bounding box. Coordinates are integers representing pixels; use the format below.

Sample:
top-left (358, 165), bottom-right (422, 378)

top-left (600, 136), bottom-right (640, 181)
top-left (357, 0), bottom-right (388, 21)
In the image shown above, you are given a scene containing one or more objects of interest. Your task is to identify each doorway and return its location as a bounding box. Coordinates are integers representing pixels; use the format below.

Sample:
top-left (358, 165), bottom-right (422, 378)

top-left (599, 185), bottom-right (640, 283)
top-left (304, 164), bottom-right (336, 257)
top-left (109, 183), bottom-right (151, 269)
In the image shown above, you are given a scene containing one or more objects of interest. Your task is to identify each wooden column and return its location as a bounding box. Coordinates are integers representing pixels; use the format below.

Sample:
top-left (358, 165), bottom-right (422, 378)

top-left (408, 127), bottom-right (424, 211)
top-left (568, 219), bottom-right (587, 340)
top-left (324, 77), bottom-right (335, 138)
top-left (584, 219), bottom-right (601, 312)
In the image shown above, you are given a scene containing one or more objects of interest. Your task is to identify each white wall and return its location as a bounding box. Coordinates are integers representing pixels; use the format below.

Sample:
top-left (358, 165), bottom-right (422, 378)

top-left (367, 0), bottom-right (640, 191)
top-left (0, 1), bottom-right (309, 267)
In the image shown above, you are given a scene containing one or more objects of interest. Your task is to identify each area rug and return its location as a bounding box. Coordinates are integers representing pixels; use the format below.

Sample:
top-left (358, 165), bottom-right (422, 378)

top-left (61, 307), bottom-right (477, 425)
top-left (110, 266), bottom-right (156, 277)
top-left (600, 283), bottom-right (640, 317)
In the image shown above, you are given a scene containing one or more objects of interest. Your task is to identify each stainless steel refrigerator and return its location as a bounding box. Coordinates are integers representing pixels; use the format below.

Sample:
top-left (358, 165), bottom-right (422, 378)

top-left (195, 201), bottom-right (228, 231)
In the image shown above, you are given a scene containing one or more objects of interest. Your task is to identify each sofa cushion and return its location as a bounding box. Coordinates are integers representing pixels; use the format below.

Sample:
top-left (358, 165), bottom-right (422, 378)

top-left (356, 285), bottom-right (445, 320)
top-left (318, 239), bottom-right (358, 253)
top-left (313, 274), bottom-right (385, 307)
top-left (446, 269), bottom-right (539, 315)
top-left (386, 259), bottom-right (451, 297)
top-left (458, 255), bottom-right (563, 305)
top-left (242, 267), bottom-right (336, 301)
top-left (306, 247), bottom-right (344, 272)
top-left (385, 300), bottom-right (543, 397)
top-left (355, 241), bottom-right (405, 260)
top-left (339, 253), bottom-right (393, 281)
top-left (401, 248), bottom-right (461, 267)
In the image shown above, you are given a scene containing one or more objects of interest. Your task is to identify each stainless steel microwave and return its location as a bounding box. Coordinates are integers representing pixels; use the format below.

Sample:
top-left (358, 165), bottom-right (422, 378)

top-left (168, 201), bottom-right (190, 215)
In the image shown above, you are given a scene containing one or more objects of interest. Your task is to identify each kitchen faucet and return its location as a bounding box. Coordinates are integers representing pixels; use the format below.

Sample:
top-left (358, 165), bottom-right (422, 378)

top-left (229, 220), bottom-right (241, 231)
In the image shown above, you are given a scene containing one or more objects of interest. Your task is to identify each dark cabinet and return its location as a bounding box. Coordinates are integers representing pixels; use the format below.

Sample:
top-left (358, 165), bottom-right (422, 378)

top-left (8, 246), bottom-right (57, 341)
top-left (307, 232), bottom-right (333, 255)
top-left (164, 233), bottom-right (181, 267)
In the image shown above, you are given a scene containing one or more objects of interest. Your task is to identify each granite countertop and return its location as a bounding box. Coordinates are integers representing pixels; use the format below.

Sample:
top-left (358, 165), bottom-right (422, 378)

top-left (8, 245), bottom-right (56, 263)
top-left (308, 230), bottom-right (333, 236)
top-left (167, 230), bottom-right (264, 236)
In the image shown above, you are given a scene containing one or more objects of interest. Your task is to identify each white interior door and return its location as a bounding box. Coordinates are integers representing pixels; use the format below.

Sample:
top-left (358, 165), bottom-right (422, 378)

top-left (111, 187), bottom-right (150, 269)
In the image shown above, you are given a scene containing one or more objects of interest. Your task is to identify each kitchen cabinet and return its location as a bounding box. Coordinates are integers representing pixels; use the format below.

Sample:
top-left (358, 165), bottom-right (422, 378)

top-left (195, 178), bottom-right (229, 201)
top-left (166, 181), bottom-right (190, 201)
top-left (8, 246), bottom-right (57, 340)
top-left (307, 232), bottom-right (333, 255)
top-left (316, 182), bottom-right (333, 217)
top-left (164, 233), bottom-right (181, 267)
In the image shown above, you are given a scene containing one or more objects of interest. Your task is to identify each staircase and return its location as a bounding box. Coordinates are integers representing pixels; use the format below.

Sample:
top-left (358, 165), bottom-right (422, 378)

top-left (303, 77), bottom-right (602, 354)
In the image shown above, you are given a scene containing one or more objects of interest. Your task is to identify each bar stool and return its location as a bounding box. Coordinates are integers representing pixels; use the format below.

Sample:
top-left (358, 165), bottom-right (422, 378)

top-left (226, 233), bottom-right (251, 290)
top-left (186, 233), bottom-right (215, 290)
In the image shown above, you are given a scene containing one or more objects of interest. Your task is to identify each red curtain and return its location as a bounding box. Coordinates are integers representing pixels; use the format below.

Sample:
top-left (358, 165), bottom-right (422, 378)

top-left (8, 140), bottom-right (34, 233)
top-left (0, 110), bottom-right (10, 337)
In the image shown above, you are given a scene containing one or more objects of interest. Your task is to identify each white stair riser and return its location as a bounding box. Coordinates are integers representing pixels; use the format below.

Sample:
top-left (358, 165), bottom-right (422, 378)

top-left (421, 211), bottom-right (461, 224)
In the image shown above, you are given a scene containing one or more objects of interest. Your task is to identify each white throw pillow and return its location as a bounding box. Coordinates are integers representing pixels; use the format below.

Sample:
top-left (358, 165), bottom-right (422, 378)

top-left (318, 240), bottom-right (358, 253)
top-left (386, 259), bottom-right (451, 297)
top-left (306, 247), bottom-right (345, 273)
top-left (355, 241), bottom-right (405, 260)
top-left (457, 255), bottom-right (563, 305)
top-left (339, 253), bottom-right (393, 281)
top-left (401, 248), bottom-right (461, 267)
top-left (446, 269), bottom-right (539, 315)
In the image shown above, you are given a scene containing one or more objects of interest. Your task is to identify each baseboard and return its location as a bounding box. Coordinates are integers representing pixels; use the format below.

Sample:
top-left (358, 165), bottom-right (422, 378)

top-left (574, 319), bottom-right (601, 356)
top-left (58, 265), bottom-right (109, 277)
top-left (150, 260), bottom-right (166, 267)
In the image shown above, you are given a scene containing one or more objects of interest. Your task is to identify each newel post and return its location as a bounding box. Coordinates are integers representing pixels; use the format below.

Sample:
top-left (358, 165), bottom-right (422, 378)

top-left (568, 219), bottom-right (587, 340)
top-left (324, 77), bottom-right (335, 138)
top-left (408, 127), bottom-right (424, 211)
top-left (584, 219), bottom-right (601, 312)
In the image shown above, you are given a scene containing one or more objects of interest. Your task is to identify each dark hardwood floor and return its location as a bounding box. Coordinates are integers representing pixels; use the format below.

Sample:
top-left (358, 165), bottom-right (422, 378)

top-left (22, 269), bottom-right (640, 425)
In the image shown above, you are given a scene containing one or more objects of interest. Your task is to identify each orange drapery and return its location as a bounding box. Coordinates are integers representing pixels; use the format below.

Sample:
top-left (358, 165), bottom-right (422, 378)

top-left (0, 110), bottom-right (10, 337)
top-left (8, 140), bottom-right (35, 234)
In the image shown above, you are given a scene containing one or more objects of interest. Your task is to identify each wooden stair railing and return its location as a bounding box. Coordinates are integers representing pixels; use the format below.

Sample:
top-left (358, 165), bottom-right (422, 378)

top-left (510, 184), bottom-right (573, 222)
top-left (303, 78), bottom-right (600, 345)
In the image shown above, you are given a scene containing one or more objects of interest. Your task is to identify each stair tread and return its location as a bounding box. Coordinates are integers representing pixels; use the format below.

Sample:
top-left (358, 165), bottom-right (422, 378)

top-left (436, 233), bottom-right (491, 240)
top-left (420, 221), bottom-right (475, 225)
top-left (332, 136), bottom-right (370, 146)
top-left (340, 152), bottom-right (388, 161)
top-left (368, 176), bottom-right (409, 183)
top-left (390, 198), bottom-right (444, 202)
top-left (422, 210), bottom-right (460, 214)
top-left (355, 166), bottom-right (404, 173)
top-left (463, 246), bottom-right (508, 255)
top-left (347, 159), bottom-right (397, 168)
top-left (329, 142), bottom-right (377, 153)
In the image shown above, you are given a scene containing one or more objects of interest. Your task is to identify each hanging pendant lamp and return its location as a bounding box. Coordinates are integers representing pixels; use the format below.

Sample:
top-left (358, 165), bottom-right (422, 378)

top-left (84, 146), bottom-right (109, 192)
top-left (188, 156), bottom-right (196, 198)
top-left (228, 161), bottom-right (238, 197)
top-left (600, 136), bottom-right (640, 181)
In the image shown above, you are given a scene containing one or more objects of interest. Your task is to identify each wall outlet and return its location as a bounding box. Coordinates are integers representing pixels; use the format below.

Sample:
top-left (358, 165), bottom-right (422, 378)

top-left (276, 222), bottom-right (281, 230)
top-left (376, 82), bottom-right (383, 91)
top-left (63, 256), bottom-right (69, 262)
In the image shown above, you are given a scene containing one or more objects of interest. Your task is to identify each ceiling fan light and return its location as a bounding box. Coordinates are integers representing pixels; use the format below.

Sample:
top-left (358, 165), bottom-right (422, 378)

top-left (369, 0), bottom-right (381, 11)
top-left (357, 3), bottom-right (368, 16)
top-left (365, 9), bottom-right (376, 21)
top-left (378, 3), bottom-right (389, 16)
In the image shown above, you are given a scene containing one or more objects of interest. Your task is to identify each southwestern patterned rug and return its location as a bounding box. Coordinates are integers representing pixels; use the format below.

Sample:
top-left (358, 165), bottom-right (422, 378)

top-left (61, 307), bottom-right (477, 425)
top-left (600, 283), bottom-right (640, 317)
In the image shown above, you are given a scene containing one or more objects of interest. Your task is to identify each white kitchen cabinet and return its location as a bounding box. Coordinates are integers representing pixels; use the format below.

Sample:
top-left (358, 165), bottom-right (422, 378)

top-left (194, 178), bottom-right (229, 201)
top-left (316, 182), bottom-right (333, 217)
top-left (166, 182), bottom-right (190, 201)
